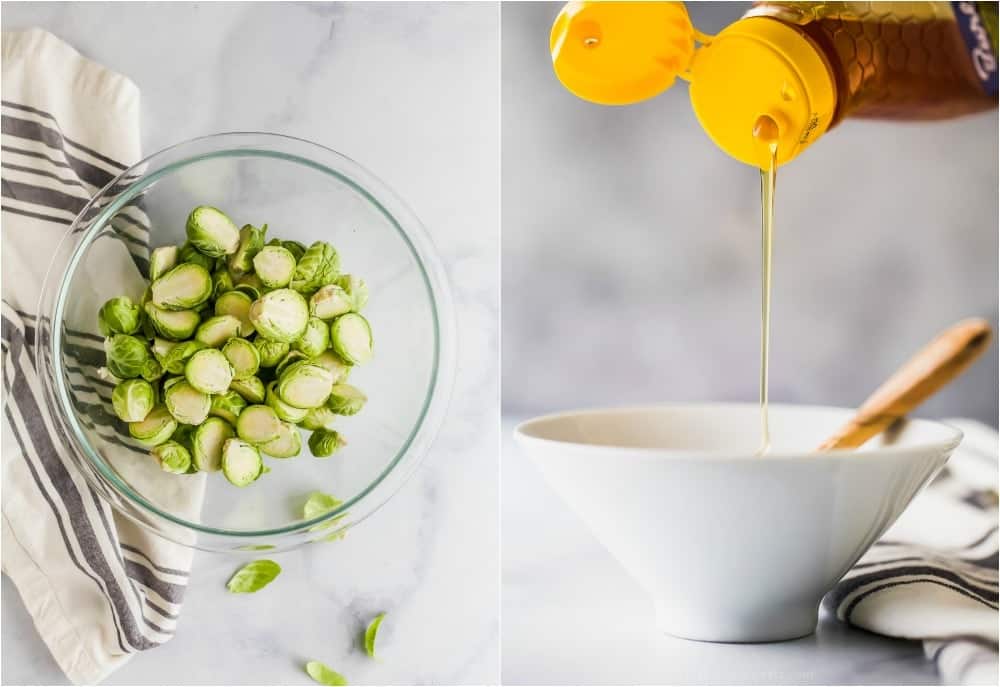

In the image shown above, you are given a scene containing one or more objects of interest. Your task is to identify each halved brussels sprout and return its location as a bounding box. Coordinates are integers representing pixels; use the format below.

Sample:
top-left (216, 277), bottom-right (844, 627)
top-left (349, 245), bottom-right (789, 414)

top-left (149, 245), bottom-right (179, 281)
top-left (105, 334), bottom-right (151, 379)
top-left (265, 381), bottom-right (309, 423)
top-left (194, 314), bottom-right (242, 348)
top-left (277, 362), bottom-right (334, 409)
top-left (151, 263), bottom-right (213, 311)
top-left (230, 376), bottom-right (266, 404)
top-left (98, 296), bottom-right (142, 336)
top-left (308, 429), bottom-right (345, 458)
top-left (228, 223), bottom-right (267, 276)
top-left (326, 384), bottom-right (367, 416)
top-left (293, 317), bottom-right (329, 358)
top-left (335, 274), bottom-right (369, 312)
top-left (222, 337), bottom-right (261, 380)
top-left (151, 440), bottom-right (192, 474)
top-left (290, 241), bottom-right (340, 293)
top-left (248, 288), bottom-right (309, 343)
top-left (186, 206), bottom-right (240, 257)
top-left (164, 380), bottom-right (212, 425)
top-left (140, 358), bottom-right (164, 382)
top-left (221, 438), bottom-right (263, 487)
top-left (111, 379), bottom-right (155, 422)
top-left (251, 246), bottom-right (295, 289)
top-left (312, 350), bottom-right (352, 383)
top-left (259, 421), bottom-right (302, 458)
top-left (151, 337), bottom-right (178, 363)
top-left (178, 242), bottom-right (215, 271)
top-left (184, 348), bottom-right (234, 394)
top-left (330, 313), bottom-right (373, 365)
top-left (214, 290), bottom-right (255, 337)
top-left (309, 284), bottom-right (352, 321)
top-left (236, 404), bottom-right (282, 444)
top-left (232, 283), bottom-right (262, 301)
top-left (160, 340), bottom-right (206, 374)
top-left (128, 405), bottom-right (177, 447)
top-left (144, 303), bottom-right (201, 341)
top-left (254, 337), bottom-right (289, 368)
top-left (274, 350), bottom-right (309, 378)
top-left (210, 390), bottom-right (247, 425)
top-left (192, 416), bottom-right (235, 472)
top-left (212, 269), bottom-right (234, 298)
top-left (299, 405), bottom-right (337, 431)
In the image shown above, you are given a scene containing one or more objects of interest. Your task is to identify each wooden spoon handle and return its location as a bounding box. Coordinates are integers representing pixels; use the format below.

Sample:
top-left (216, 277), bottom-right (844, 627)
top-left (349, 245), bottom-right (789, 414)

top-left (817, 318), bottom-right (992, 451)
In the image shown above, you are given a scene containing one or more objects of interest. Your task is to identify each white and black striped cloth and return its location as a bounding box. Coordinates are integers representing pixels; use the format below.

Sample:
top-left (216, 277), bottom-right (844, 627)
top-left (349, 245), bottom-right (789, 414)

top-left (2, 29), bottom-right (200, 683)
top-left (825, 419), bottom-right (999, 685)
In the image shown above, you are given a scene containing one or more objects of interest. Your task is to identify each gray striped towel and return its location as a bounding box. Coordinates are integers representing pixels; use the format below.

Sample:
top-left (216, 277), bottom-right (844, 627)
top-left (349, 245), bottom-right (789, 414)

top-left (2, 29), bottom-right (202, 683)
top-left (825, 419), bottom-right (999, 685)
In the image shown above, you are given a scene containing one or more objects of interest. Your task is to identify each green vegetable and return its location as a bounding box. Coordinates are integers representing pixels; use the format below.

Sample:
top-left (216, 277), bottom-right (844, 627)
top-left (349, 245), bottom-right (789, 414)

top-left (178, 241), bottom-right (215, 271)
top-left (212, 269), bottom-right (234, 298)
top-left (111, 379), bottom-right (155, 422)
top-left (248, 288), bottom-right (309, 343)
top-left (151, 440), bottom-right (192, 474)
top-left (252, 245), bottom-right (297, 288)
top-left (192, 417), bottom-right (234, 472)
top-left (145, 303), bottom-right (200, 341)
top-left (194, 314), bottom-right (242, 348)
top-left (164, 380), bottom-right (211, 425)
top-left (335, 274), bottom-right (369, 312)
top-left (304, 661), bottom-right (347, 686)
top-left (309, 284), bottom-right (352, 321)
top-left (226, 559), bottom-right (280, 592)
top-left (186, 206), bottom-right (240, 257)
top-left (300, 406), bottom-right (337, 431)
top-left (222, 337), bottom-right (261, 380)
top-left (151, 337), bottom-right (177, 364)
top-left (232, 283), bottom-right (262, 301)
top-left (330, 313), bottom-right (373, 365)
top-left (274, 349), bottom-right (309, 378)
top-left (210, 390), bottom-right (247, 425)
top-left (290, 241), bottom-right (340, 294)
top-left (312, 350), bottom-right (351, 383)
top-left (128, 405), bottom-right (177, 447)
top-left (266, 381), bottom-right (309, 423)
top-left (259, 420), bottom-right (302, 458)
top-left (104, 334), bottom-right (152, 379)
top-left (278, 362), bottom-right (334, 409)
top-left (148, 245), bottom-right (179, 281)
top-left (326, 384), bottom-right (367, 416)
top-left (254, 337), bottom-right (289, 368)
top-left (151, 262), bottom-right (213, 311)
top-left (236, 404), bottom-right (282, 444)
top-left (281, 239), bottom-right (307, 261)
top-left (294, 317), bottom-right (330, 357)
top-left (161, 340), bottom-right (206, 374)
top-left (228, 223), bottom-right (267, 276)
top-left (230, 376), bottom-right (266, 403)
top-left (221, 439), bottom-right (264, 487)
top-left (215, 290), bottom-right (255, 337)
top-left (140, 357), bottom-right (164, 382)
top-left (184, 348), bottom-right (234, 394)
top-left (98, 296), bottom-right (142, 336)
top-left (308, 429), bottom-right (345, 457)
top-left (364, 613), bottom-right (386, 658)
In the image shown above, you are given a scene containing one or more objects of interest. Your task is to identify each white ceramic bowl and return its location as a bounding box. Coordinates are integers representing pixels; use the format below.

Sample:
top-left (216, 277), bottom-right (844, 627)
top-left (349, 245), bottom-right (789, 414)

top-left (514, 403), bottom-right (961, 642)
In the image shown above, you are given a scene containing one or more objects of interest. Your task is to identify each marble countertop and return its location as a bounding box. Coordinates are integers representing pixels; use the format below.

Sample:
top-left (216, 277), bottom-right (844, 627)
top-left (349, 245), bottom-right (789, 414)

top-left (501, 417), bottom-right (942, 685)
top-left (1, 2), bottom-right (498, 684)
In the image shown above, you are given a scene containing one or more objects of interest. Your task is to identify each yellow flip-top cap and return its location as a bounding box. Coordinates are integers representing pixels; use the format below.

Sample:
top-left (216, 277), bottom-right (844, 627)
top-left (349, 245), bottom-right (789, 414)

top-left (689, 17), bottom-right (836, 167)
top-left (550, 1), bottom-right (696, 105)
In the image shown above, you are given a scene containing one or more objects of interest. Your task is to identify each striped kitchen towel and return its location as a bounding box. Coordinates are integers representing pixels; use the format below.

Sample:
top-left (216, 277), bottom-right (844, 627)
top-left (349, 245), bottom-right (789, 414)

top-left (2, 29), bottom-right (203, 684)
top-left (825, 419), bottom-right (999, 686)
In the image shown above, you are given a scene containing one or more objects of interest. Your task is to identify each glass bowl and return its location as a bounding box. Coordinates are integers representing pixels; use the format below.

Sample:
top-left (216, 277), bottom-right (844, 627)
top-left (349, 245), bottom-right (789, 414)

top-left (35, 132), bottom-right (455, 552)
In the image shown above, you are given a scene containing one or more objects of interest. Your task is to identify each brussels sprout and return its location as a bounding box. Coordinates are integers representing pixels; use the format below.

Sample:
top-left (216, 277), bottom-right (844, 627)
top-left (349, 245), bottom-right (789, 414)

top-left (308, 429), bottom-right (345, 458)
top-left (163, 375), bottom-right (185, 391)
top-left (105, 334), bottom-right (151, 379)
top-left (178, 242), bottom-right (216, 270)
top-left (290, 241), bottom-right (340, 293)
top-left (236, 272), bottom-right (267, 294)
top-left (293, 317), bottom-right (329, 358)
top-left (251, 245), bottom-right (296, 288)
top-left (97, 366), bottom-right (123, 385)
top-left (230, 375), bottom-right (266, 403)
top-left (214, 290), bottom-right (255, 337)
top-left (128, 405), bottom-right (177, 447)
top-left (151, 337), bottom-right (178, 364)
top-left (326, 384), bottom-right (367, 416)
top-left (236, 404), bottom-right (282, 444)
top-left (111, 379), bottom-right (155, 422)
top-left (281, 239), bottom-right (307, 261)
top-left (221, 438), bottom-right (263, 487)
top-left (278, 362), bottom-right (334, 409)
top-left (194, 314), bottom-right (242, 348)
top-left (98, 297), bottom-right (142, 336)
top-left (259, 421), bottom-right (302, 458)
top-left (265, 381), bottom-right (309, 423)
top-left (309, 284), bottom-right (352, 321)
top-left (311, 350), bottom-right (352, 384)
top-left (158, 340), bottom-right (203, 375)
top-left (212, 269), bottom-right (235, 298)
top-left (210, 390), bottom-right (247, 425)
top-left (164, 381), bottom-right (211, 425)
top-left (192, 416), bottom-right (235, 472)
top-left (232, 283), bottom-right (262, 301)
top-left (228, 223), bottom-right (267, 276)
top-left (274, 350), bottom-right (309, 378)
top-left (335, 274), bottom-right (369, 311)
top-left (254, 337), bottom-right (289, 368)
top-left (184, 348), bottom-right (234, 394)
top-left (186, 206), bottom-right (240, 257)
top-left (140, 358), bottom-right (164, 382)
top-left (248, 289), bottom-right (309, 343)
top-left (151, 263), bottom-right (213, 311)
top-left (222, 337), bottom-right (261, 380)
top-left (330, 313), bottom-right (373, 365)
top-left (300, 406), bottom-right (337, 431)
top-left (149, 245), bottom-right (179, 281)
top-left (144, 303), bottom-right (201, 341)
top-left (151, 440), bottom-right (192, 474)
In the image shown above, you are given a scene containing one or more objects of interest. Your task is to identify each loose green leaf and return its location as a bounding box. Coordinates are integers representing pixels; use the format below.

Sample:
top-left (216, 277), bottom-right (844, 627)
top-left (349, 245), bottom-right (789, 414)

top-left (364, 613), bottom-right (386, 658)
top-left (226, 559), bottom-right (281, 593)
top-left (305, 661), bottom-right (347, 686)
top-left (303, 491), bottom-right (347, 540)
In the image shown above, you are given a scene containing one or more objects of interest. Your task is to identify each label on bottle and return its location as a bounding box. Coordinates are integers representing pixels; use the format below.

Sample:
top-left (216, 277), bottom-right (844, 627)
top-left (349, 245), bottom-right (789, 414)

top-left (951, 1), bottom-right (999, 95)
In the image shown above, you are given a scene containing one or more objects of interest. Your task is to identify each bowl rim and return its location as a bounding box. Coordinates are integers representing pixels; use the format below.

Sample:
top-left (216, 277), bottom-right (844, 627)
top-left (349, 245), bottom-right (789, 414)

top-left (513, 402), bottom-right (964, 461)
top-left (38, 131), bottom-right (456, 540)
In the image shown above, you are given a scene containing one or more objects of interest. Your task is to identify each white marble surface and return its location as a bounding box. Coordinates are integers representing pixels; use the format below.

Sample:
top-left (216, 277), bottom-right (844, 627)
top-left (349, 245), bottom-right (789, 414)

top-left (501, 417), bottom-right (942, 685)
top-left (1, 2), bottom-right (498, 684)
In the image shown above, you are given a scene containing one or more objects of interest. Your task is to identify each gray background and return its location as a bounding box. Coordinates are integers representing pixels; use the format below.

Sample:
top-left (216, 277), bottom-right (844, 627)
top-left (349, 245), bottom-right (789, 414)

top-left (502, 2), bottom-right (998, 425)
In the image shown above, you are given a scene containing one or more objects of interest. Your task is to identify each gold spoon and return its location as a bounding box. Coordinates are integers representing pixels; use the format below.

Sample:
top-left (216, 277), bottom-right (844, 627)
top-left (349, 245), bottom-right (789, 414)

top-left (817, 318), bottom-right (993, 451)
